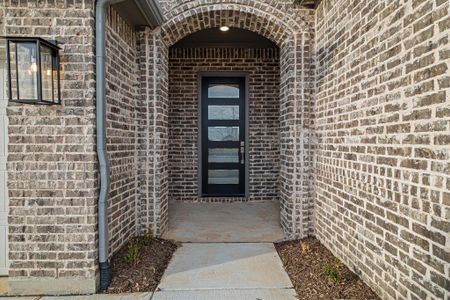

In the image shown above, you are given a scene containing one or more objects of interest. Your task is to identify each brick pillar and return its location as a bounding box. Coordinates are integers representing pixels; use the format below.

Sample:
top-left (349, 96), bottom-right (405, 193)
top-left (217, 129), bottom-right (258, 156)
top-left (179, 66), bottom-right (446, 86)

top-left (279, 32), bottom-right (314, 238)
top-left (153, 33), bottom-right (170, 236)
top-left (279, 36), bottom-right (297, 237)
top-left (137, 29), bottom-right (169, 236)
top-left (294, 32), bottom-right (315, 237)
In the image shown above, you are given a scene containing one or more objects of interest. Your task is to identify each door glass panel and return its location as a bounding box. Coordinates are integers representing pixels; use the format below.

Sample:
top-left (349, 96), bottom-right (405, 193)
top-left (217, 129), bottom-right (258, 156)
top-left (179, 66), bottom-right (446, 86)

top-left (208, 126), bottom-right (239, 141)
top-left (208, 105), bottom-right (239, 120)
top-left (208, 83), bottom-right (239, 98)
top-left (209, 148), bottom-right (239, 163)
top-left (208, 169), bottom-right (239, 184)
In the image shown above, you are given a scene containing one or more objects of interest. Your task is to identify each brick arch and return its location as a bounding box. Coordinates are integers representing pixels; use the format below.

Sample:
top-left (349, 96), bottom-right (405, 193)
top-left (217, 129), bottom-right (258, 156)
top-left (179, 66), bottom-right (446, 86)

top-left (161, 0), bottom-right (312, 35)
top-left (159, 4), bottom-right (299, 47)
top-left (140, 3), bottom-right (314, 240)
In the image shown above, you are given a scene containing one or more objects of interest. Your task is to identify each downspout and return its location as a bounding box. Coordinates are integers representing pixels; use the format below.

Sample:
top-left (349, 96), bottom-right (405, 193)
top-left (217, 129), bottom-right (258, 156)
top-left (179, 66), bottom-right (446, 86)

top-left (95, 0), bottom-right (125, 291)
top-left (96, 0), bottom-right (164, 291)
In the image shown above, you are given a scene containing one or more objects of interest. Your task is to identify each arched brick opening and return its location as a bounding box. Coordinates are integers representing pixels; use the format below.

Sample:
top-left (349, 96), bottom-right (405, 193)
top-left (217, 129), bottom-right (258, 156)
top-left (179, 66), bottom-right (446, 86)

top-left (160, 8), bottom-right (294, 46)
top-left (161, 0), bottom-right (314, 36)
top-left (138, 3), bottom-right (314, 239)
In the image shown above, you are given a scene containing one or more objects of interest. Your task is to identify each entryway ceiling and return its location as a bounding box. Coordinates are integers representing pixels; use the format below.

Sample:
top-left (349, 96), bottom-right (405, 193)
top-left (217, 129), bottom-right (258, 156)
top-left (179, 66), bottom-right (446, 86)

top-left (172, 27), bottom-right (278, 48)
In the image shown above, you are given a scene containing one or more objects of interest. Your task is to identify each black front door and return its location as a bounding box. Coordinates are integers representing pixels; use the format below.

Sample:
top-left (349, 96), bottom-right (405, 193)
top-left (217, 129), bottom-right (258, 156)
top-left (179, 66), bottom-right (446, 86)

top-left (201, 76), bottom-right (245, 196)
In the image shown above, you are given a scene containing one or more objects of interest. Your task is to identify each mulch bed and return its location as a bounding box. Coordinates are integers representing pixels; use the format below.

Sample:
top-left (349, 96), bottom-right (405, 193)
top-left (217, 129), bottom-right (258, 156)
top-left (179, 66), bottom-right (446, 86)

top-left (105, 236), bottom-right (178, 293)
top-left (275, 237), bottom-right (380, 300)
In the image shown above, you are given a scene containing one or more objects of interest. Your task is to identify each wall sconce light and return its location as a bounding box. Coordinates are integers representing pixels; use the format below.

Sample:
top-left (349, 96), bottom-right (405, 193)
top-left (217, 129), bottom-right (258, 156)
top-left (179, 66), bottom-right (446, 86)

top-left (4, 37), bottom-right (61, 105)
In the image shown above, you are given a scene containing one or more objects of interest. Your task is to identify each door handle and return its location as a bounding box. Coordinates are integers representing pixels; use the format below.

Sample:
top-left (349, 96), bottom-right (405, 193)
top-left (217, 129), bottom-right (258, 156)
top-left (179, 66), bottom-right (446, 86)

top-left (240, 141), bottom-right (245, 164)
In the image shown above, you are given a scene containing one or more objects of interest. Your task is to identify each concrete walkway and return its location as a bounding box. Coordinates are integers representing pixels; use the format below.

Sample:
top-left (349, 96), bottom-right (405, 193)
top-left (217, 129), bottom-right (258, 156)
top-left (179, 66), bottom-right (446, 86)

top-left (153, 243), bottom-right (297, 299)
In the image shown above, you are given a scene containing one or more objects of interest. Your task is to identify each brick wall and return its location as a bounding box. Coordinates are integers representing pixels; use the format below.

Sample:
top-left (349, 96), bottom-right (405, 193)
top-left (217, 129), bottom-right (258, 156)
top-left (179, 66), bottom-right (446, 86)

top-left (168, 47), bottom-right (280, 202)
top-left (105, 8), bottom-right (139, 256)
top-left (315, 0), bottom-right (450, 299)
top-left (3, 0), bottom-right (98, 282)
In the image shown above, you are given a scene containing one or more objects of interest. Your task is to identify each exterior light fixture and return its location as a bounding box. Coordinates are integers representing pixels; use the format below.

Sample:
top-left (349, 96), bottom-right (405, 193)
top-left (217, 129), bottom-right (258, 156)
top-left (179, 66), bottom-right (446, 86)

top-left (220, 26), bottom-right (230, 32)
top-left (4, 37), bottom-right (61, 105)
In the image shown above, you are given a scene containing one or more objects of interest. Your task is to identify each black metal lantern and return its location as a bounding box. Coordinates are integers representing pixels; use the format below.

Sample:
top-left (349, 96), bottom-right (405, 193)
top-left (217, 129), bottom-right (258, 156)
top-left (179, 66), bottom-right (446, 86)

top-left (5, 37), bottom-right (61, 105)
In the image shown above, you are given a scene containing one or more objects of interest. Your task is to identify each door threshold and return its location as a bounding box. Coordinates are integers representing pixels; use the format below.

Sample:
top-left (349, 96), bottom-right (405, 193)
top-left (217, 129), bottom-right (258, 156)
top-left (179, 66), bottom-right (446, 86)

top-left (201, 194), bottom-right (246, 198)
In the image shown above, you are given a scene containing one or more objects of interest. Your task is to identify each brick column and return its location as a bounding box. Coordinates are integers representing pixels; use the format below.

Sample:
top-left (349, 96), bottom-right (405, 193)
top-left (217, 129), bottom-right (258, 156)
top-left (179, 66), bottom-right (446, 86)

top-left (137, 29), bottom-right (169, 236)
top-left (279, 32), bottom-right (315, 238)
top-left (279, 36), bottom-right (297, 237)
top-left (153, 33), bottom-right (170, 235)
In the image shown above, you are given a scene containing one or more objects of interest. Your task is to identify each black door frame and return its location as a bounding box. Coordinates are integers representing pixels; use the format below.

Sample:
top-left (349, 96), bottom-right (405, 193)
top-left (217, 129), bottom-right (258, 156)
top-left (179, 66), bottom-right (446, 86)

top-left (198, 72), bottom-right (249, 198)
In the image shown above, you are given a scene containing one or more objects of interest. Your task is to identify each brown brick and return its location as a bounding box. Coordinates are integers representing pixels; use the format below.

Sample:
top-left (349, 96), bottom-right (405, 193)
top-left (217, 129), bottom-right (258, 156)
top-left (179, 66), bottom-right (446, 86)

top-left (438, 16), bottom-right (450, 32)
top-left (413, 63), bottom-right (448, 83)
top-left (403, 108), bottom-right (432, 121)
top-left (405, 80), bottom-right (434, 97)
top-left (400, 159), bottom-right (428, 170)
top-left (414, 91), bottom-right (446, 107)
top-left (412, 223), bottom-right (446, 245)
top-left (400, 230), bottom-right (430, 251)
top-left (387, 123), bottom-right (411, 133)
top-left (438, 76), bottom-right (450, 88)
top-left (430, 218), bottom-right (450, 233)
top-left (434, 135), bottom-right (450, 145)
top-left (430, 271), bottom-right (450, 291)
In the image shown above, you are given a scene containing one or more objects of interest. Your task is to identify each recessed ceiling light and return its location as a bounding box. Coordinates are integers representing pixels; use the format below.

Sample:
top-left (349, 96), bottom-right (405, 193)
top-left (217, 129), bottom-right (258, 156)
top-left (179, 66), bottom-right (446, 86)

top-left (220, 26), bottom-right (230, 32)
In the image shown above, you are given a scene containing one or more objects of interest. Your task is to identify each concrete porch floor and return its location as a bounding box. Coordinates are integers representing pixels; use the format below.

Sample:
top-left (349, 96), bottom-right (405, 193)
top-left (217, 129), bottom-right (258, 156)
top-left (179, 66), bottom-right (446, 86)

top-left (162, 201), bottom-right (285, 242)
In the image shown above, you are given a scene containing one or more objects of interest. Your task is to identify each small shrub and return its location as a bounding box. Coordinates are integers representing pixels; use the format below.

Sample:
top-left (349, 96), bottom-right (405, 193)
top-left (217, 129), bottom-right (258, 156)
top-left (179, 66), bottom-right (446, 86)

top-left (125, 241), bottom-right (140, 266)
top-left (143, 228), bottom-right (152, 245)
top-left (323, 259), bottom-right (342, 284)
top-left (144, 228), bottom-right (152, 239)
top-left (300, 242), bottom-right (311, 254)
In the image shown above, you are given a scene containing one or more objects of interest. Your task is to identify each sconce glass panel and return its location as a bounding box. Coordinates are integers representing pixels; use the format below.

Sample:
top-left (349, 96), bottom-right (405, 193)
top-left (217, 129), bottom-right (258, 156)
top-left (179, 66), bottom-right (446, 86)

top-left (1, 39), bottom-right (8, 103)
top-left (40, 45), bottom-right (53, 102)
top-left (17, 42), bottom-right (38, 101)
top-left (4, 37), bottom-right (61, 105)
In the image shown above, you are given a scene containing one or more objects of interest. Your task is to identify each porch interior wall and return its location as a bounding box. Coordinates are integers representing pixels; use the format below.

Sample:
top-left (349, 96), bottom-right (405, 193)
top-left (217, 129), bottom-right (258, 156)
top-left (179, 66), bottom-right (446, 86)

top-left (168, 47), bottom-right (281, 203)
